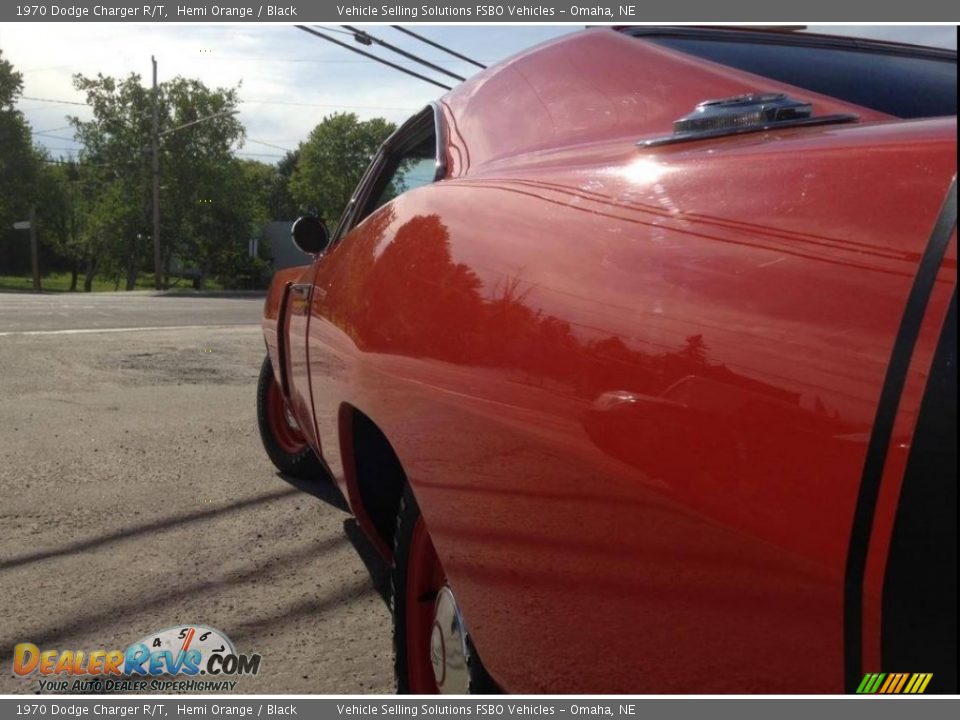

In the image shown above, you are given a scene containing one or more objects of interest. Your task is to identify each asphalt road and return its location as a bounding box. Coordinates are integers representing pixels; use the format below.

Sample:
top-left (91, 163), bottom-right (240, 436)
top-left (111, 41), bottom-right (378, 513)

top-left (0, 291), bottom-right (393, 694)
top-left (0, 291), bottom-right (264, 334)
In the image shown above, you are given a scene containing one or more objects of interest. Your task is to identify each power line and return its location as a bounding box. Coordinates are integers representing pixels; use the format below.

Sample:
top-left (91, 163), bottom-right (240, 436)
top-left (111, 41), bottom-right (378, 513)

top-left (33, 125), bottom-right (74, 134)
top-left (341, 25), bottom-right (466, 82)
top-left (21, 94), bottom-right (418, 113)
top-left (19, 51), bottom-right (485, 69)
top-left (196, 55), bottom-right (478, 66)
top-left (295, 25), bottom-right (451, 91)
top-left (312, 25), bottom-right (357, 38)
top-left (245, 138), bottom-right (295, 152)
top-left (391, 26), bottom-right (487, 69)
top-left (21, 95), bottom-right (87, 106)
top-left (33, 132), bottom-right (82, 142)
top-left (37, 154), bottom-right (120, 169)
top-left (235, 151), bottom-right (285, 158)
top-left (240, 98), bottom-right (418, 111)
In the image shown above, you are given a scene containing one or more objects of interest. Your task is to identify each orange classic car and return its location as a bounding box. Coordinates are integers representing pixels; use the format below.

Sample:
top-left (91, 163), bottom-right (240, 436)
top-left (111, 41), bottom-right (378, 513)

top-left (257, 27), bottom-right (957, 693)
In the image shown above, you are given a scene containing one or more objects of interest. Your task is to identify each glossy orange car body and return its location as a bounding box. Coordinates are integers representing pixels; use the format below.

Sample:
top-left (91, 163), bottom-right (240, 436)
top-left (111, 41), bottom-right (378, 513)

top-left (262, 28), bottom-right (957, 693)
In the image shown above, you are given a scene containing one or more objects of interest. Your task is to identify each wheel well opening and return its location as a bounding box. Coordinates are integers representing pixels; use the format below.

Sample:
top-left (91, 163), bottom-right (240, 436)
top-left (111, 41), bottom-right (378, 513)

top-left (346, 406), bottom-right (407, 554)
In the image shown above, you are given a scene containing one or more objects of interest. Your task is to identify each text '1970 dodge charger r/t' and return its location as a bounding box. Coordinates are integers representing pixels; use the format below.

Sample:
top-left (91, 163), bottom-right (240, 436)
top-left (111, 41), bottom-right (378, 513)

top-left (256, 27), bottom-right (957, 694)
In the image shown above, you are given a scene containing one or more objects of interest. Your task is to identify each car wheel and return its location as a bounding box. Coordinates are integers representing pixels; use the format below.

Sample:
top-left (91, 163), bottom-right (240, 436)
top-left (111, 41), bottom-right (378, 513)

top-left (392, 484), bottom-right (496, 694)
top-left (256, 355), bottom-right (325, 479)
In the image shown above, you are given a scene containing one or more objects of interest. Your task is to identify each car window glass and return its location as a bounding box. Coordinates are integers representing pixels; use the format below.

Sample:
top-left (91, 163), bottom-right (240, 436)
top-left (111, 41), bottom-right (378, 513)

top-left (646, 37), bottom-right (956, 119)
top-left (368, 135), bottom-right (437, 216)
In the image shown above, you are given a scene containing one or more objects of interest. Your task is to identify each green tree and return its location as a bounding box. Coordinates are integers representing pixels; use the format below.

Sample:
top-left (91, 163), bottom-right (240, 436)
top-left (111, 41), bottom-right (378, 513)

top-left (235, 158), bottom-right (278, 221)
top-left (157, 76), bottom-right (245, 288)
top-left (220, 159), bottom-right (274, 287)
top-left (289, 112), bottom-right (394, 226)
top-left (181, 157), bottom-right (272, 289)
top-left (69, 72), bottom-right (245, 290)
top-left (34, 157), bottom-right (90, 290)
top-left (256, 149), bottom-right (299, 220)
top-left (84, 179), bottom-right (143, 290)
top-left (68, 72), bottom-right (155, 289)
top-left (0, 49), bottom-right (41, 275)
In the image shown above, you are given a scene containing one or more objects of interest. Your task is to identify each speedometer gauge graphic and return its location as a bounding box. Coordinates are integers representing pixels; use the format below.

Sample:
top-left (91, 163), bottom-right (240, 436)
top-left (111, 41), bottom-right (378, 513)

top-left (126, 624), bottom-right (235, 675)
top-left (133, 624), bottom-right (234, 656)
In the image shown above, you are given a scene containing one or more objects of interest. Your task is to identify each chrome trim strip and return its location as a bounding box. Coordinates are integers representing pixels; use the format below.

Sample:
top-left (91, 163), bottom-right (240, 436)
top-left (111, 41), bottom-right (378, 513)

top-left (638, 113), bottom-right (859, 148)
top-left (430, 101), bottom-right (448, 181)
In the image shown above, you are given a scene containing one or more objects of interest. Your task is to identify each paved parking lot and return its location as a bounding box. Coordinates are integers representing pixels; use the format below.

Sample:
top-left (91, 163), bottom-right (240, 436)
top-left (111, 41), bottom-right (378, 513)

top-left (0, 291), bottom-right (393, 694)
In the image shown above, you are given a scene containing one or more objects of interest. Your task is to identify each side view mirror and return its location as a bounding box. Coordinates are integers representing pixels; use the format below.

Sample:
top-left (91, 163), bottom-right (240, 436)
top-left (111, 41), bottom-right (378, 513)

top-left (291, 216), bottom-right (331, 255)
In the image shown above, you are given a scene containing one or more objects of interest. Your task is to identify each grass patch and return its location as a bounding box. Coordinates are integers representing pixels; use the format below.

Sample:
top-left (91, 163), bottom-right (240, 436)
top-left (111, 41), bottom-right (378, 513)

top-left (0, 272), bottom-right (223, 293)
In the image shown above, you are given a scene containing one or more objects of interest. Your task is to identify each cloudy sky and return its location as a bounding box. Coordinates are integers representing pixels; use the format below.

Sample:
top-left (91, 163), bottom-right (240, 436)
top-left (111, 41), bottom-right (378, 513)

top-left (2, 24), bottom-right (955, 163)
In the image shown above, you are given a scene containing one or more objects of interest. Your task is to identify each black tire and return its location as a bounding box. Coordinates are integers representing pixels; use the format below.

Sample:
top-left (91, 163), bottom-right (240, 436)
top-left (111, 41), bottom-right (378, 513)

top-left (256, 355), bottom-right (325, 479)
top-left (392, 484), bottom-right (497, 694)
top-left (392, 485), bottom-right (422, 694)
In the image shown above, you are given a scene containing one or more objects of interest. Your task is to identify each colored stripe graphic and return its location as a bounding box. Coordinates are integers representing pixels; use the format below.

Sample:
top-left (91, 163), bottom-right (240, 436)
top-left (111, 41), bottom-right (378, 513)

top-left (857, 673), bottom-right (933, 694)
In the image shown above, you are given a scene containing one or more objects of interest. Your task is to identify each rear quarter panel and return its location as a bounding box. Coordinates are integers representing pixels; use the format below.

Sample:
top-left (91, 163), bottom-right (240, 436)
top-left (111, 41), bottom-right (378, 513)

top-left (308, 118), bottom-right (956, 692)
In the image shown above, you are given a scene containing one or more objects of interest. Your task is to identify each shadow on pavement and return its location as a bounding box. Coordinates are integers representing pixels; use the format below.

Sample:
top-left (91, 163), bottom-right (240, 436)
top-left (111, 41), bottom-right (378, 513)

top-left (0, 534), bottom-right (350, 667)
top-left (0, 488), bottom-right (300, 572)
top-left (274, 470), bottom-right (391, 607)
top-left (274, 471), bottom-right (348, 513)
top-left (344, 519), bottom-right (391, 606)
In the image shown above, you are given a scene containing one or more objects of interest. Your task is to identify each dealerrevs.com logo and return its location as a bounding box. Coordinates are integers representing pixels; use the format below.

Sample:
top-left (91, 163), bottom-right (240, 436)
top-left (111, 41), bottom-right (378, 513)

top-left (13, 625), bottom-right (262, 692)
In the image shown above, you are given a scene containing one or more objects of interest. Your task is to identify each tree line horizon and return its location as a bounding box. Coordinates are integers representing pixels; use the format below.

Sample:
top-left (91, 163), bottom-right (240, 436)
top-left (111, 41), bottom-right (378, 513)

top-left (0, 48), bottom-right (396, 291)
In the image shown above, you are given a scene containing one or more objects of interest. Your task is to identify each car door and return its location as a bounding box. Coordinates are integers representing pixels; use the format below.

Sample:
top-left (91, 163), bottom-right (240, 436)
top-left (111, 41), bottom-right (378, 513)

top-left (305, 106), bottom-right (446, 503)
top-left (283, 272), bottom-right (320, 452)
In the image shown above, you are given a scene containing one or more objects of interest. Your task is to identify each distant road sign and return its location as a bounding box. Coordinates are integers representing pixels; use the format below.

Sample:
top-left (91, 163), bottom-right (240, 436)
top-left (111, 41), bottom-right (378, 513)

top-left (13, 221), bottom-right (31, 230)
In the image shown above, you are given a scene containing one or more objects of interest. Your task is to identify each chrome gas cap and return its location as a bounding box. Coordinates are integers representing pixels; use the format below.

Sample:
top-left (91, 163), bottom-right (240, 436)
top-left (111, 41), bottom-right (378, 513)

top-left (430, 586), bottom-right (470, 693)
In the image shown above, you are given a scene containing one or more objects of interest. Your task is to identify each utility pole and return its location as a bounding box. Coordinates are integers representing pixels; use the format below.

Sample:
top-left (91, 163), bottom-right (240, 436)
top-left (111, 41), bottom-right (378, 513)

top-left (29, 206), bottom-right (41, 293)
top-left (151, 55), bottom-right (161, 291)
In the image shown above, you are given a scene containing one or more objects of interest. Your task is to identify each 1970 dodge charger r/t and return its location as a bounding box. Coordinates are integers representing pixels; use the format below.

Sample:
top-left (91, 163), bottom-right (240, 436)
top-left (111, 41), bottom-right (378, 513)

top-left (257, 27), bottom-right (957, 694)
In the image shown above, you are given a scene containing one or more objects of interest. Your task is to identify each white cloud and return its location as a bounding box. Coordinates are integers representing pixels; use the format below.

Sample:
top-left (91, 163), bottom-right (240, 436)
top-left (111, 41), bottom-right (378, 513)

top-left (2, 23), bottom-right (574, 160)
